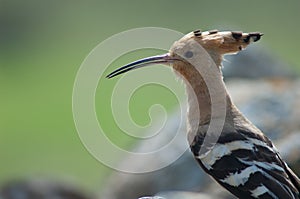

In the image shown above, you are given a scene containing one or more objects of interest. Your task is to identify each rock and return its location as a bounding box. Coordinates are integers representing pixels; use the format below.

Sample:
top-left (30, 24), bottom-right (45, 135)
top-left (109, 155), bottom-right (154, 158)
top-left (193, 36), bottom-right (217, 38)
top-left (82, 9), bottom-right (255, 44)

top-left (222, 45), bottom-right (296, 79)
top-left (139, 196), bottom-right (165, 199)
top-left (0, 178), bottom-right (94, 199)
top-left (138, 191), bottom-right (221, 199)
top-left (276, 131), bottom-right (300, 174)
top-left (227, 79), bottom-right (300, 140)
top-left (156, 191), bottom-right (217, 199)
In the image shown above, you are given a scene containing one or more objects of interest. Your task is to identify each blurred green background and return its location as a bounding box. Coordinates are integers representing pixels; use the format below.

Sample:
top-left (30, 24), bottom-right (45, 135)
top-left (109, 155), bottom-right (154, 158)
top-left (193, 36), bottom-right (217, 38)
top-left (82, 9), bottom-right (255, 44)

top-left (1, 0), bottom-right (299, 194)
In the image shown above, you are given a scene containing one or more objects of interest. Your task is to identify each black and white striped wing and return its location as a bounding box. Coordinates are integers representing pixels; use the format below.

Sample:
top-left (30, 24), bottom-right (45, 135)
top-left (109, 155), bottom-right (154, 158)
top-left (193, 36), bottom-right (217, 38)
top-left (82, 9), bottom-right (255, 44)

top-left (191, 130), bottom-right (300, 199)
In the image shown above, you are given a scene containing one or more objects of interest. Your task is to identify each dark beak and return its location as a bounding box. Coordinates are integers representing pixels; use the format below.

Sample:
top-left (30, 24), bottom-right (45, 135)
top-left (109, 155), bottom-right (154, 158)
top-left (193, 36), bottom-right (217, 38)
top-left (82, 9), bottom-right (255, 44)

top-left (106, 53), bottom-right (174, 78)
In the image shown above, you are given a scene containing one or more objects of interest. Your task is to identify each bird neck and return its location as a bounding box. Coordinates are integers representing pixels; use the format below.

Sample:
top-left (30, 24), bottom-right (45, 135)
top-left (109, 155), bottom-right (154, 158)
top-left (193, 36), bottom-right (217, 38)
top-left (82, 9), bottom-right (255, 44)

top-left (173, 61), bottom-right (234, 131)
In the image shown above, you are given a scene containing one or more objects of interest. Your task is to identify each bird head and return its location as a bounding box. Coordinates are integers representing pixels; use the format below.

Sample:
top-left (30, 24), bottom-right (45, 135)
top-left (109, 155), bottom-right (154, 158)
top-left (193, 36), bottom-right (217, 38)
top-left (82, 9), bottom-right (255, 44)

top-left (106, 29), bottom-right (263, 79)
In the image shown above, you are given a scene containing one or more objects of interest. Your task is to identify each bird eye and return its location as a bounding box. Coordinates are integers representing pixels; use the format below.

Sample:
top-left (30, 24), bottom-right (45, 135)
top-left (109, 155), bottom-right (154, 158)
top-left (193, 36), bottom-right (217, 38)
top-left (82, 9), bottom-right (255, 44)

top-left (184, 51), bottom-right (194, 58)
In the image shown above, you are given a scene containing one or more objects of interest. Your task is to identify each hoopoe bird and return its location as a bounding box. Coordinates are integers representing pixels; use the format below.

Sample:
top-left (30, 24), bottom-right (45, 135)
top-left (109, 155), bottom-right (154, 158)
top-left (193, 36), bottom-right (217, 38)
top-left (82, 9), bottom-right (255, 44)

top-left (107, 29), bottom-right (300, 199)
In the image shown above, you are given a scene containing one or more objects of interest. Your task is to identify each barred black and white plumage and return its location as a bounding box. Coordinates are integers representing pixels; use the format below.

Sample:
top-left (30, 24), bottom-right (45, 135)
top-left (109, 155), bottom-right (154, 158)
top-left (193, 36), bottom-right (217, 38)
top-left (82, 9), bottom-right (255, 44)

top-left (190, 106), bottom-right (300, 199)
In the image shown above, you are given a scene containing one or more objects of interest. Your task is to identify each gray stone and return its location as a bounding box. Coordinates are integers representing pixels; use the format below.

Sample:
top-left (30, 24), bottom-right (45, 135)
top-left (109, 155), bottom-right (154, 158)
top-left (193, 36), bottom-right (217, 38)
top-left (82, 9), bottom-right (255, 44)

top-left (223, 45), bottom-right (296, 79)
top-left (0, 178), bottom-right (94, 199)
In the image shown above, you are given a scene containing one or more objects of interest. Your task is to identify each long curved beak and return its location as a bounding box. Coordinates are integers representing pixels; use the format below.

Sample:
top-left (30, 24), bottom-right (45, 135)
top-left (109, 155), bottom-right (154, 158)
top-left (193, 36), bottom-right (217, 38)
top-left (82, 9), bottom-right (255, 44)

top-left (106, 53), bottom-right (174, 78)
